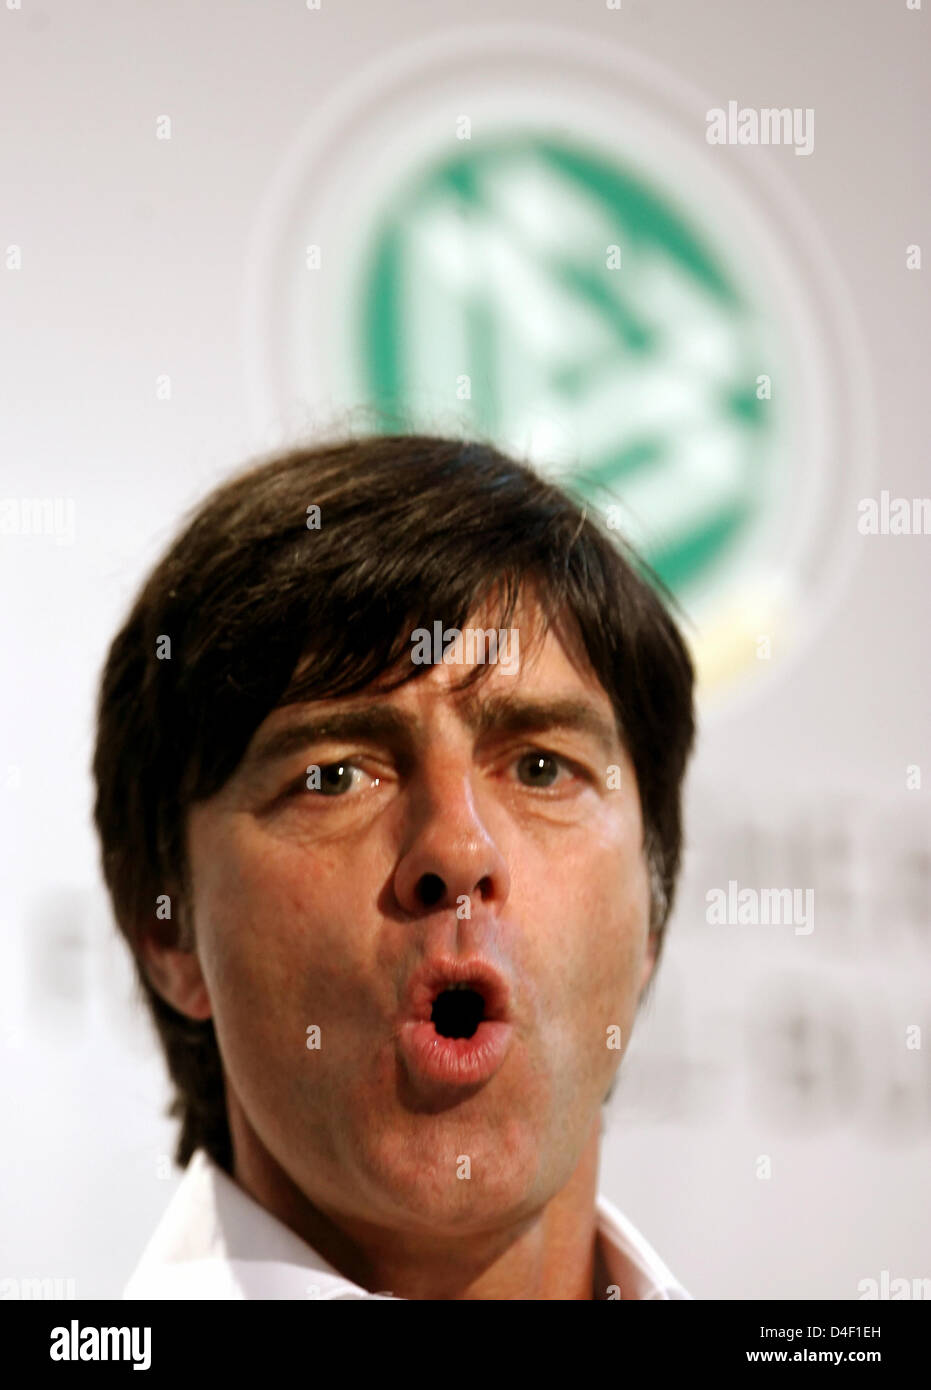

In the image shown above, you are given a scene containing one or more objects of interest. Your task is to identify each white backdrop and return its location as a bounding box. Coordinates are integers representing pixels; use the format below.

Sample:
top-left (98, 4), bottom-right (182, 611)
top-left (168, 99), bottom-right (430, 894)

top-left (1, 0), bottom-right (928, 1299)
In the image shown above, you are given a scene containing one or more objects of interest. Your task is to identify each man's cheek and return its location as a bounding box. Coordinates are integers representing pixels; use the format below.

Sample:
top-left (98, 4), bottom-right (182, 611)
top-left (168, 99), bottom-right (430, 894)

top-left (589, 912), bottom-right (647, 1034)
top-left (196, 897), bottom-right (312, 1046)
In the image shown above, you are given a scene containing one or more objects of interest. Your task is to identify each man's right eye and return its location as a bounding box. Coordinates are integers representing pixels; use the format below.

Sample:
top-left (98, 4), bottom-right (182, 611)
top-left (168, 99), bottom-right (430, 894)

top-left (317, 762), bottom-right (357, 795)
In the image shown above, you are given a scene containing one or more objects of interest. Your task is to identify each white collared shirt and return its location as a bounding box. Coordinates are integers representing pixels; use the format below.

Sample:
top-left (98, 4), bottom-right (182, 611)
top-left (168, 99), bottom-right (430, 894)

top-left (123, 1148), bottom-right (690, 1300)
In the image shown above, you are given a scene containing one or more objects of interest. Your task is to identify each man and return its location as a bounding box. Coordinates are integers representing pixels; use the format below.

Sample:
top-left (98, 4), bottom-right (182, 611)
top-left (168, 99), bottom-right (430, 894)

top-left (93, 433), bottom-right (695, 1300)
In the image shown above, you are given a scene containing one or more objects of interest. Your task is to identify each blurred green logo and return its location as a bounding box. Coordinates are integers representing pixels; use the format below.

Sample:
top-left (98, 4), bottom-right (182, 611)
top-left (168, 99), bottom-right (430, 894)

top-left (357, 134), bottom-right (775, 609)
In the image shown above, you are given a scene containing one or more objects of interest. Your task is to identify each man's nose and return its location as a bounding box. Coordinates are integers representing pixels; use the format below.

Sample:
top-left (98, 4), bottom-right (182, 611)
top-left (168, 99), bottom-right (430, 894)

top-left (392, 761), bottom-right (511, 916)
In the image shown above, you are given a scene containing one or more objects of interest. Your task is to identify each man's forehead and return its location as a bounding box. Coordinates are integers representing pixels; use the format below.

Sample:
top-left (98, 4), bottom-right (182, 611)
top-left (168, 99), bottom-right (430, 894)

top-left (258, 615), bottom-right (615, 737)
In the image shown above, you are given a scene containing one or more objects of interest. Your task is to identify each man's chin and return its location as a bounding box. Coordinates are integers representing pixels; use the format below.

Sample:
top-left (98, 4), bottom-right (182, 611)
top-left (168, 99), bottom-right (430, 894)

top-left (349, 1112), bottom-right (553, 1235)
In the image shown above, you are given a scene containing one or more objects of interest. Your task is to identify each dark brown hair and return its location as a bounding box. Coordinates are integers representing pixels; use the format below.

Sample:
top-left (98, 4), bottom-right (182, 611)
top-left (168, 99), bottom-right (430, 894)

top-left (93, 433), bottom-right (695, 1171)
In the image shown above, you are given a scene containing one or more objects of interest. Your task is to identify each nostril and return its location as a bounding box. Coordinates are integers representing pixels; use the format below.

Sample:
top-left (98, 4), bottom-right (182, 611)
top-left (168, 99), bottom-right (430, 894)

top-left (416, 873), bottom-right (445, 908)
top-left (476, 874), bottom-right (493, 902)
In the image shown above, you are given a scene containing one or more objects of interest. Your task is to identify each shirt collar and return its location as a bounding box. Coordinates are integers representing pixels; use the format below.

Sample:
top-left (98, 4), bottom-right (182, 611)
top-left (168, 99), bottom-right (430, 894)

top-left (124, 1148), bottom-right (690, 1300)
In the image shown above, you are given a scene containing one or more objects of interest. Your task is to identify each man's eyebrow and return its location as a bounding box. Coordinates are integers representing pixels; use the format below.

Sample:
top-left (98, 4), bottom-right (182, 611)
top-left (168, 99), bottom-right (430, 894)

top-left (244, 707), bottom-right (415, 770)
top-left (464, 694), bottom-right (623, 760)
top-left (244, 694), bottom-right (623, 773)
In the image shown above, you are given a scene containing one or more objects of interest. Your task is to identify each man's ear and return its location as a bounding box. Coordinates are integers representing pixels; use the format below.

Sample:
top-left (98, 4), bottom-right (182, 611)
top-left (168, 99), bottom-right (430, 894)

top-left (137, 912), bottom-right (212, 1021)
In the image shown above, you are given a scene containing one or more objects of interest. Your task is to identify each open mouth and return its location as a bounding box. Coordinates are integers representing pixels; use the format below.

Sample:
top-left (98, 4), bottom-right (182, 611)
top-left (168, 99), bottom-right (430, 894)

top-left (398, 959), bottom-right (515, 1088)
top-left (430, 982), bottom-right (486, 1039)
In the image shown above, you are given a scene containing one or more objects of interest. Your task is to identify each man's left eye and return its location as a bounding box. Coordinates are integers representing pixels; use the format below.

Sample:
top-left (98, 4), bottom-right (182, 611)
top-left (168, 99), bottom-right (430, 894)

top-left (514, 751), bottom-right (569, 788)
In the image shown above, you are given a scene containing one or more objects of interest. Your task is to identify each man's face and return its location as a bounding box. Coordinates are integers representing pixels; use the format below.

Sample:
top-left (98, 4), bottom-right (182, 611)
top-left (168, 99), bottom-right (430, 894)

top-left (182, 596), bottom-right (654, 1235)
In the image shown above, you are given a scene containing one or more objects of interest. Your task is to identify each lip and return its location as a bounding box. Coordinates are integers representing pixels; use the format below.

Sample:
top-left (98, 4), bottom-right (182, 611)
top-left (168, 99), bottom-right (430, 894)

top-left (397, 957), bottom-right (514, 1089)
